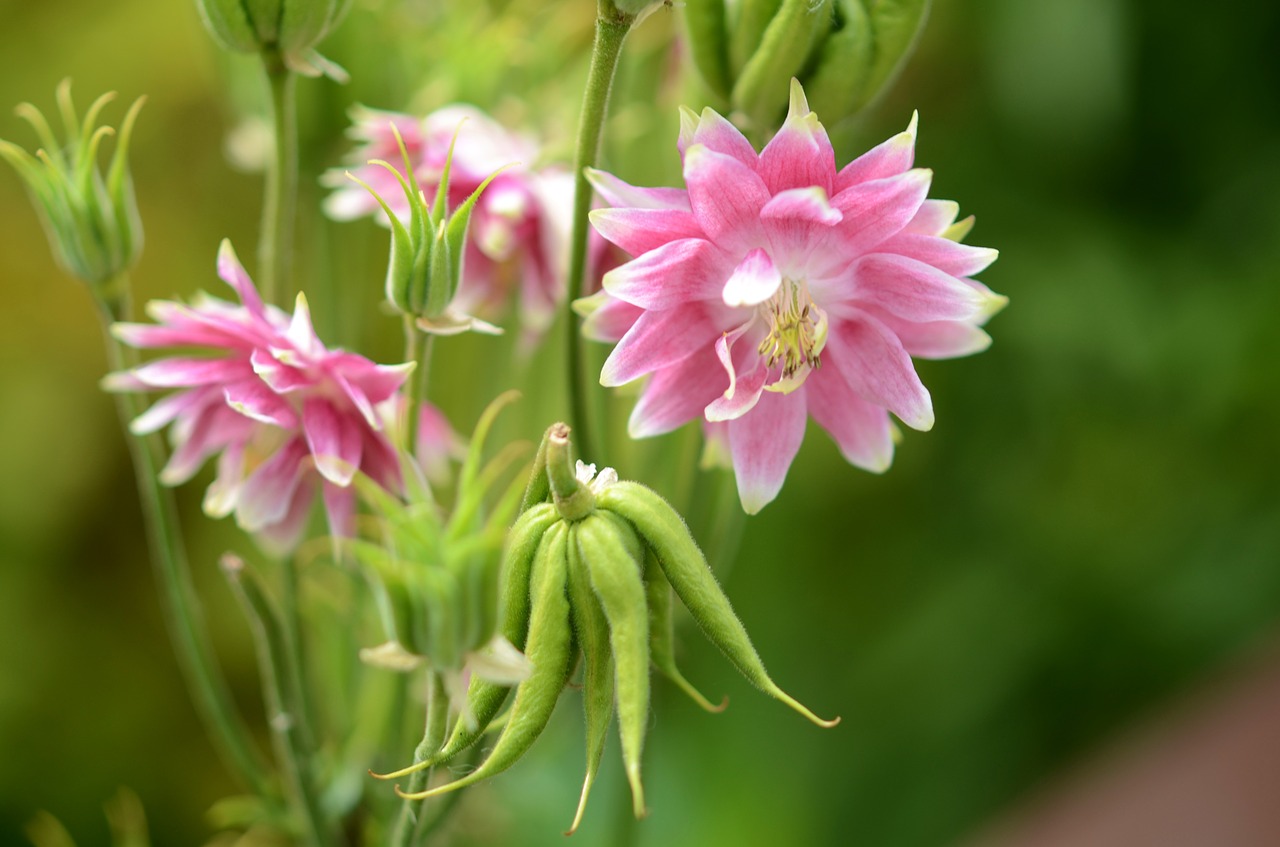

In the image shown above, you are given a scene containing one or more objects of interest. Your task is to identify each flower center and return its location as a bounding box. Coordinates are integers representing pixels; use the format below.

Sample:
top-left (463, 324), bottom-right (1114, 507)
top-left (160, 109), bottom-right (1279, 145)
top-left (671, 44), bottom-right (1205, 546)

top-left (756, 279), bottom-right (827, 382)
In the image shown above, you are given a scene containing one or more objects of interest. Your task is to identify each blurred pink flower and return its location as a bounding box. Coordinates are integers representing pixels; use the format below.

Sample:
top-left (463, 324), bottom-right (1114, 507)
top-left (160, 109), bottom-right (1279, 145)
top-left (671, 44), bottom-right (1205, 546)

top-left (105, 240), bottom-right (412, 551)
top-left (585, 81), bottom-right (1006, 513)
top-left (325, 104), bottom-right (567, 335)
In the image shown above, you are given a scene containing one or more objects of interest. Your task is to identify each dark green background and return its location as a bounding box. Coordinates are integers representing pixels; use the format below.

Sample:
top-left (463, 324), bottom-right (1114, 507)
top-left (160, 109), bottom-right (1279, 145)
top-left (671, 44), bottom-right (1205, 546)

top-left (2, 0), bottom-right (1278, 844)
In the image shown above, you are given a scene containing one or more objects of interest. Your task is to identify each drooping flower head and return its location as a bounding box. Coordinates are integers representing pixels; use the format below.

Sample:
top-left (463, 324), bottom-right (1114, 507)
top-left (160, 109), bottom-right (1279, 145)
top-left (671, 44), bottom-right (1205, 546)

top-left (104, 240), bottom-right (412, 551)
top-left (324, 105), bottom-right (568, 336)
top-left (584, 80), bottom-right (1005, 513)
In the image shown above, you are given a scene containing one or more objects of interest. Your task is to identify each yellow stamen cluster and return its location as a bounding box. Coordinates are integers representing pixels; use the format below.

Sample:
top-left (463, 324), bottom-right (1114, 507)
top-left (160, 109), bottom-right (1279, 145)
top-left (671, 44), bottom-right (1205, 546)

top-left (757, 280), bottom-right (822, 378)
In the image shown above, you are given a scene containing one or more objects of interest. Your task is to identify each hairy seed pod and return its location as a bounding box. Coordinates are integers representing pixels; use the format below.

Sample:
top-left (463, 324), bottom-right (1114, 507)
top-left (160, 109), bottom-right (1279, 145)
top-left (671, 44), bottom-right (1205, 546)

top-left (597, 482), bottom-right (839, 728)
top-left (644, 551), bottom-right (728, 713)
top-left (576, 514), bottom-right (651, 818)
top-left (396, 521), bottom-right (576, 800)
top-left (803, 0), bottom-right (874, 120)
top-left (564, 521), bottom-right (615, 835)
top-left (729, 0), bottom-right (783, 74)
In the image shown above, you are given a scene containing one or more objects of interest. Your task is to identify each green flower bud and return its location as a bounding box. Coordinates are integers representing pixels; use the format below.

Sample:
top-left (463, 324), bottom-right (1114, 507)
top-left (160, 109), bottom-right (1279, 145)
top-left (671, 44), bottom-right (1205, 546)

top-left (683, 0), bottom-right (931, 131)
top-left (195, 0), bottom-right (353, 79)
top-left (0, 81), bottom-right (144, 297)
top-left (344, 121), bottom-right (507, 337)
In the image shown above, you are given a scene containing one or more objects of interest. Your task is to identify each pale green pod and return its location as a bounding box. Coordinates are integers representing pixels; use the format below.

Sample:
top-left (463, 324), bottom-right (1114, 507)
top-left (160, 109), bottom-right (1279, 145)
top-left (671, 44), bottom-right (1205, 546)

top-left (683, 0), bottom-right (733, 100)
top-left (194, 0), bottom-right (259, 53)
top-left (375, 505), bottom-right (561, 780)
top-left (729, 0), bottom-right (783, 74)
top-left (731, 0), bottom-right (832, 130)
top-left (576, 513), bottom-right (650, 819)
top-left (804, 0), bottom-right (875, 121)
top-left (861, 0), bottom-right (931, 107)
top-left (644, 551), bottom-right (727, 713)
top-left (397, 521), bottom-right (576, 800)
top-left (564, 521), bottom-right (615, 835)
top-left (597, 482), bottom-right (839, 728)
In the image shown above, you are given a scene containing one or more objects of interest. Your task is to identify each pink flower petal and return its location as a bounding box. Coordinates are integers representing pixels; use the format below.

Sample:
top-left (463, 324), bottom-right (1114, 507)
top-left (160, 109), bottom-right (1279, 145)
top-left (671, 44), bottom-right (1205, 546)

top-left (824, 315), bottom-right (934, 431)
top-left (203, 442), bottom-right (246, 518)
top-left (904, 199), bottom-right (960, 236)
top-left (129, 386), bottom-right (218, 435)
top-left (236, 436), bottom-right (311, 531)
top-left (216, 240), bottom-right (267, 319)
top-left (600, 304), bottom-right (726, 387)
top-left (284, 293), bottom-right (323, 360)
top-left (589, 207), bottom-right (705, 256)
top-left (681, 106), bottom-right (758, 169)
top-left (322, 483), bottom-right (357, 538)
top-left (872, 233), bottom-right (998, 278)
top-left (851, 254), bottom-right (993, 322)
top-left (705, 319), bottom-right (767, 421)
top-left (224, 378), bottom-right (299, 428)
top-left (602, 238), bottom-right (732, 310)
top-left (628, 345), bottom-right (729, 437)
top-left (722, 248), bottom-right (783, 307)
top-left (831, 168), bottom-right (932, 255)
top-left (302, 397), bottom-right (364, 486)
top-left (805, 366), bottom-right (894, 472)
top-left (756, 81), bottom-right (836, 194)
top-left (326, 354), bottom-right (413, 406)
top-left (585, 168), bottom-right (690, 211)
top-left (683, 144), bottom-right (769, 252)
top-left (878, 315), bottom-right (993, 360)
top-left (251, 348), bottom-right (312, 394)
top-left (726, 389), bottom-right (809, 514)
top-left (579, 293), bottom-right (644, 342)
top-left (255, 480), bottom-right (316, 556)
top-left (131, 357), bottom-right (252, 388)
top-left (835, 112), bottom-right (918, 192)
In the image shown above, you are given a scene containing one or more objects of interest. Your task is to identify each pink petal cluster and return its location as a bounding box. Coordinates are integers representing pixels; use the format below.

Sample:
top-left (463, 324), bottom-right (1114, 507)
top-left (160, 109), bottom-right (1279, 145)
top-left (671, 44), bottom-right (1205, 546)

top-left (324, 104), bottom-right (569, 334)
top-left (105, 241), bottom-right (411, 551)
top-left (584, 81), bottom-right (1005, 513)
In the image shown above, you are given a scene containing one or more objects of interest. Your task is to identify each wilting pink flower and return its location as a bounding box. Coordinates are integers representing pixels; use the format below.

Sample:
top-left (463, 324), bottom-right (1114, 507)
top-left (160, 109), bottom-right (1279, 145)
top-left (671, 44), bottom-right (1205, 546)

top-left (585, 80), bottom-right (1006, 513)
top-left (104, 240), bottom-right (411, 551)
top-left (324, 104), bottom-right (567, 335)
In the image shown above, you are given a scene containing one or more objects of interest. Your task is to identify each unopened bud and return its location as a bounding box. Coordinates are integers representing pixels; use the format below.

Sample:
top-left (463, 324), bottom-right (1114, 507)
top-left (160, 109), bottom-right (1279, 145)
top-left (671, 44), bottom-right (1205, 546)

top-left (195, 0), bottom-right (351, 79)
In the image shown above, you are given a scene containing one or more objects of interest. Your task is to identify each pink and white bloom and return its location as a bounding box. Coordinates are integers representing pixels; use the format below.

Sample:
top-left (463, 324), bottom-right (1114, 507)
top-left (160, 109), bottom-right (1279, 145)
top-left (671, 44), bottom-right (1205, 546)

top-left (585, 80), bottom-right (1006, 513)
top-left (324, 104), bottom-right (568, 335)
top-left (105, 240), bottom-right (412, 551)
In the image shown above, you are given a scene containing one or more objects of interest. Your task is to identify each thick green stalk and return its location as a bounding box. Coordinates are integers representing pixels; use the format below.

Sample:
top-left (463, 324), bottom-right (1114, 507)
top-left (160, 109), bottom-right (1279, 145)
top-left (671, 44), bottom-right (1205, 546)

top-left (390, 672), bottom-right (451, 847)
top-left (564, 10), bottom-right (634, 465)
top-left (95, 287), bottom-right (272, 797)
top-left (259, 50), bottom-right (298, 306)
top-left (222, 556), bottom-right (336, 847)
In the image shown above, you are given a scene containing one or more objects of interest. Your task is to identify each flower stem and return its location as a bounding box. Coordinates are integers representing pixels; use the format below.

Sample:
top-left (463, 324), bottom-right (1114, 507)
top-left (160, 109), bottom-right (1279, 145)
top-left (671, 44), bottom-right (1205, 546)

top-left (222, 554), bottom-right (336, 847)
top-left (95, 286), bottom-right (273, 798)
top-left (564, 9), bottom-right (634, 464)
top-left (401, 317), bottom-right (435, 458)
top-left (390, 671), bottom-right (451, 847)
top-left (260, 51), bottom-right (298, 307)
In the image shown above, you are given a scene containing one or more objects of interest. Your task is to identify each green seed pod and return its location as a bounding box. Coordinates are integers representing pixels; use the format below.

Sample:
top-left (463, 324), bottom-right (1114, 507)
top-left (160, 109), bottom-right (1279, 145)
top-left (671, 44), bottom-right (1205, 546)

top-left (803, 0), bottom-right (874, 121)
top-left (195, 0), bottom-right (352, 78)
top-left (396, 521), bottom-right (576, 800)
top-left (644, 551), bottom-right (728, 713)
top-left (546, 423), bottom-right (595, 521)
top-left (729, 0), bottom-right (783, 74)
top-left (412, 504), bottom-right (561, 770)
top-left (563, 519), bottom-right (615, 836)
top-left (682, 0), bottom-right (732, 101)
top-left (597, 482), bottom-right (839, 728)
top-left (731, 0), bottom-right (833, 131)
top-left (575, 513), bottom-right (651, 819)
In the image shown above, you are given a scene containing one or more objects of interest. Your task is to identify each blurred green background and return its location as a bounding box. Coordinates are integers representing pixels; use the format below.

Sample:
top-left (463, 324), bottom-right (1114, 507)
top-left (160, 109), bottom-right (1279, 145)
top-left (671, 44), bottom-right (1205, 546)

top-left (2, 0), bottom-right (1279, 845)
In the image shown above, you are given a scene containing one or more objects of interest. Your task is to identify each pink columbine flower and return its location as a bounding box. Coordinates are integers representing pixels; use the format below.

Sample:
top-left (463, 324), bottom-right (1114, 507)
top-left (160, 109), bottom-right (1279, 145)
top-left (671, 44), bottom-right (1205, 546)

top-left (104, 240), bottom-right (412, 551)
top-left (585, 80), bottom-right (1006, 513)
top-left (324, 104), bottom-right (567, 335)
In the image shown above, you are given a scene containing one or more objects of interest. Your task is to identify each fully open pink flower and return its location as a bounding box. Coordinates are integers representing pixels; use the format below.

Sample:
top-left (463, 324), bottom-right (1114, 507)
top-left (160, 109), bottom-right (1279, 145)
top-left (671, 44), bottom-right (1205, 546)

top-left (585, 81), bottom-right (1005, 513)
top-left (105, 240), bottom-right (412, 551)
top-left (324, 104), bottom-right (567, 335)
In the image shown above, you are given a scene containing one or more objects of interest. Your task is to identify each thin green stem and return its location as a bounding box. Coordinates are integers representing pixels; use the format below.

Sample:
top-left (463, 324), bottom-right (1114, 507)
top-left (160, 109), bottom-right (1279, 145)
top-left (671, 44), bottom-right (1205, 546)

top-left (564, 11), bottom-right (634, 464)
top-left (222, 556), bottom-right (337, 847)
top-left (390, 672), bottom-right (451, 847)
top-left (260, 52), bottom-right (298, 307)
top-left (95, 284), bottom-right (273, 798)
top-left (401, 317), bottom-right (435, 458)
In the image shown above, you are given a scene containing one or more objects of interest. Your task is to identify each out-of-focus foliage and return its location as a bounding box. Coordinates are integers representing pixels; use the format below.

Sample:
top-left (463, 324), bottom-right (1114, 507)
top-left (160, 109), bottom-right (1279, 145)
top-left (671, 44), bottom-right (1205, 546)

top-left (1, 0), bottom-right (1278, 845)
